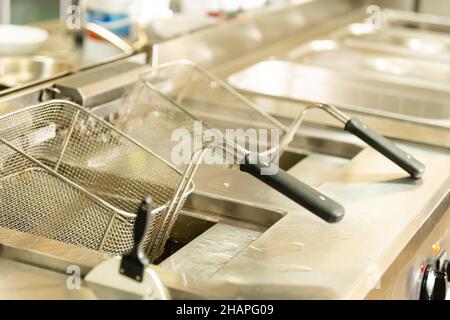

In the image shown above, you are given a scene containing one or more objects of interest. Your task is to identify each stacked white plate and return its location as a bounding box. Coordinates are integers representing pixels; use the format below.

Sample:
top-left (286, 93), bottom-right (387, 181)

top-left (0, 25), bottom-right (48, 55)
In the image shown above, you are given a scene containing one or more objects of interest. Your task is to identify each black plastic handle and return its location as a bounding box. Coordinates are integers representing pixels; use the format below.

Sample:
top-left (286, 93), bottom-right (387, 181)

top-left (345, 117), bottom-right (425, 179)
top-left (120, 196), bottom-right (152, 282)
top-left (240, 155), bottom-right (344, 223)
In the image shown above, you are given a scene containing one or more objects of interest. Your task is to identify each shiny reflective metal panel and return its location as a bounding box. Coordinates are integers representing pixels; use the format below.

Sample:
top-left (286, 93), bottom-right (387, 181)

top-left (0, 19), bottom-right (143, 96)
top-left (0, 56), bottom-right (70, 88)
top-left (53, 61), bottom-right (146, 108)
top-left (228, 9), bottom-right (450, 129)
top-left (160, 222), bottom-right (262, 277)
top-left (157, 192), bottom-right (287, 268)
top-left (154, 0), bottom-right (362, 69)
top-left (338, 23), bottom-right (450, 63)
top-left (229, 60), bottom-right (450, 124)
top-left (366, 196), bottom-right (450, 299)
top-left (288, 40), bottom-right (450, 86)
top-left (384, 9), bottom-right (450, 35)
top-left (184, 191), bottom-right (286, 228)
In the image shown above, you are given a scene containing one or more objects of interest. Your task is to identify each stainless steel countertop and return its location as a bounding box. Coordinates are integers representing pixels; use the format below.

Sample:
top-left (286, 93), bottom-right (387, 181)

top-left (189, 143), bottom-right (450, 299)
top-left (0, 135), bottom-right (447, 299)
top-left (0, 258), bottom-right (95, 300)
top-left (0, 20), bottom-right (131, 97)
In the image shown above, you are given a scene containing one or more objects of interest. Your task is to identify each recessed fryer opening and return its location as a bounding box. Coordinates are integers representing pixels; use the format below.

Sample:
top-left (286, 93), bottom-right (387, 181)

top-left (155, 192), bottom-right (286, 274)
top-left (278, 150), bottom-right (308, 171)
top-left (0, 191), bottom-right (285, 278)
top-left (154, 213), bottom-right (216, 264)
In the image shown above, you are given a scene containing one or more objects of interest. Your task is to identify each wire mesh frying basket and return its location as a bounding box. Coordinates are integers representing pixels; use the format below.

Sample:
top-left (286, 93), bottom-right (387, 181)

top-left (0, 100), bottom-right (195, 260)
top-left (113, 60), bottom-right (346, 225)
top-left (117, 60), bottom-right (307, 165)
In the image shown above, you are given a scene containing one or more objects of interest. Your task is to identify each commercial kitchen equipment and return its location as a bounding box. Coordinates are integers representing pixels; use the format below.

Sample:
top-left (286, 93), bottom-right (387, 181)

top-left (86, 197), bottom-right (172, 299)
top-left (0, 0), bottom-right (448, 300)
top-left (119, 60), bottom-right (347, 224)
top-left (112, 59), bottom-right (423, 226)
top-left (0, 17), bottom-right (149, 95)
top-left (0, 100), bottom-right (198, 260)
top-left (137, 60), bottom-right (424, 179)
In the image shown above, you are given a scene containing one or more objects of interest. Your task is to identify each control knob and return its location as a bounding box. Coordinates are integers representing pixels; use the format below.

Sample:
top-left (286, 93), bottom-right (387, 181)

top-left (420, 264), bottom-right (447, 300)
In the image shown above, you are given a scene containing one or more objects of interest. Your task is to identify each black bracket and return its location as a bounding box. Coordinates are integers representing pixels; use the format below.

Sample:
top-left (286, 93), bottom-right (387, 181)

top-left (119, 197), bottom-right (152, 282)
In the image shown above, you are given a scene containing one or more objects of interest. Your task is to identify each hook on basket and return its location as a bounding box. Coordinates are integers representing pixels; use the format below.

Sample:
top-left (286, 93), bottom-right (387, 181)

top-left (120, 196), bottom-right (152, 282)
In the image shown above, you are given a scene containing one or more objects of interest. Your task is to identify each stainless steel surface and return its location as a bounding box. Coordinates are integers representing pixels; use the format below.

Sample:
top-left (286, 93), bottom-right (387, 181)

top-left (226, 8), bottom-right (450, 148)
top-left (84, 22), bottom-right (135, 55)
top-left (288, 40), bottom-right (450, 87)
top-left (0, 188), bottom-right (289, 299)
top-left (144, 3), bottom-right (449, 299)
top-left (0, 56), bottom-right (70, 89)
top-left (366, 198), bottom-right (450, 299)
top-left (228, 60), bottom-right (450, 125)
top-left (0, 20), bottom-right (140, 96)
top-left (0, 258), bottom-right (96, 300)
top-left (53, 61), bottom-right (146, 107)
top-left (0, 54), bottom-right (147, 114)
top-left (184, 191), bottom-right (285, 228)
top-left (154, 0), bottom-right (362, 69)
top-left (84, 21), bottom-right (152, 62)
top-left (385, 8), bottom-right (450, 34)
top-left (160, 223), bottom-right (262, 277)
top-left (0, 134), bottom-right (448, 299)
top-left (0, 100), bottom-right (194, 260)
top-left (339, 23), bottom-right (450, 63)
top-left (206, 145), bottom-right (450, 300)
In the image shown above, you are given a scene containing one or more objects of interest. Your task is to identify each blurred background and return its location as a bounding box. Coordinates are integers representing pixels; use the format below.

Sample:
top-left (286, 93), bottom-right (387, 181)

top-left (3, 0), bottom-right (276, 25)
top-left (1, 0), bottom-right (449, 26)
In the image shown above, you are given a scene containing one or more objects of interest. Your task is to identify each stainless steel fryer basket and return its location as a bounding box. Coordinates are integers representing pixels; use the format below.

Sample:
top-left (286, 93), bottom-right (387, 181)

top-left (0, 100), bottom-right (195, 260)
top-left (129, 60), bottom-right (306, 161)
top-left (115, 61), bottom-right (347, 226)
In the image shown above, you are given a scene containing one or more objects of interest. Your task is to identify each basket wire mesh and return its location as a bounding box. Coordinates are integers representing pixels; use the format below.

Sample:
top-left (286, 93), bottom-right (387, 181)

top-left (117, 60), bottom-right (307, 167)
top-left (0, 100), bottom-right (195, 261)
